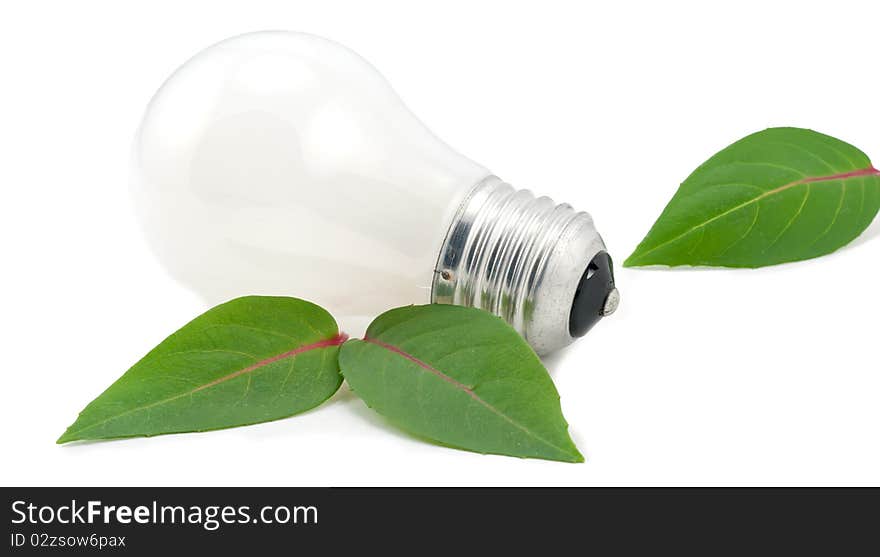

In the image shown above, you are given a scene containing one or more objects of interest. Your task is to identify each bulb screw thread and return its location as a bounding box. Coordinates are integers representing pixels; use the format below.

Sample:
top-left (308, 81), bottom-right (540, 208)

top-left (432, 176), bottom-right (613, 354)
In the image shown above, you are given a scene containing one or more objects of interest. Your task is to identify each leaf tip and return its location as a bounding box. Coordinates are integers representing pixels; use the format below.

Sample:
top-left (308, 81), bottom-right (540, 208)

top-left (622, 252), bottom-right (643, 268)
top-left (564, 445), bottom-right (585, 463)
top-left (56, 420), bottom-right (85, 444)
top-left (56, 430), bottom-right (75, 445)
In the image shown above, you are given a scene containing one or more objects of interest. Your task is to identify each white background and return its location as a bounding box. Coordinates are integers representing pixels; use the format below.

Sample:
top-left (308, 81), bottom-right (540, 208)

top-left (2, 0), bottom-right (878, 487)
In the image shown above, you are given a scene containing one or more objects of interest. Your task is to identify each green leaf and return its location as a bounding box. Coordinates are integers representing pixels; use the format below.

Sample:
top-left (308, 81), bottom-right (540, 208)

top-left (58, 296), bottom-right (346, 443)
top-left (339, 305), bottom-right (583, 463)
top-left (625, 127), bottom-right (880, 268)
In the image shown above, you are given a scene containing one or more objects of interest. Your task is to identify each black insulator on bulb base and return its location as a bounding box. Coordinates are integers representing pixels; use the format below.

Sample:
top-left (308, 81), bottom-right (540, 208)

top-left (569, 251), bottom-right (615, 338)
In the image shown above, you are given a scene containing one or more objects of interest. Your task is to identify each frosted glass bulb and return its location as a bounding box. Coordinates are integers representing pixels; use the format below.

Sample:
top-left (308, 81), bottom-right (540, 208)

top-left (132, 31), bottom-right (617, 353)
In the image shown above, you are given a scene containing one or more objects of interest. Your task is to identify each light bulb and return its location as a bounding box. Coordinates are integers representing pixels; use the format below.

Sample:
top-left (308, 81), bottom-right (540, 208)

top-left (132, 31), bottom-right (618, 354)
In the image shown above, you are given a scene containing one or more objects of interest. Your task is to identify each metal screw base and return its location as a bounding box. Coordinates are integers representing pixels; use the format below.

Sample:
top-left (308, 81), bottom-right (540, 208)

top-left (431, 176), bottom-right (611, 354)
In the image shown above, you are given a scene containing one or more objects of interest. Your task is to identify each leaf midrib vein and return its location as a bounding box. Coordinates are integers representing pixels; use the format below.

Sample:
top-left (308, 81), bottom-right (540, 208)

top-left (65, 334), bottom-right (347, 438)
top-left (634, 166), bottom-right (879, 260)
top-left (363, 337), bottom-right (575, 458)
